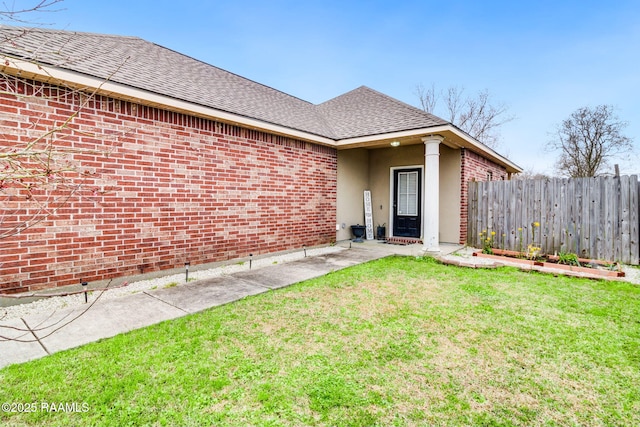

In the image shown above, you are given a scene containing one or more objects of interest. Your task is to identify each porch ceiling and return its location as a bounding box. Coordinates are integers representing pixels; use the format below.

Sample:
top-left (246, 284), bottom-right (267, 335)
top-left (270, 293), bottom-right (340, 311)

top-left (335, 125), bottom-right (522, 174)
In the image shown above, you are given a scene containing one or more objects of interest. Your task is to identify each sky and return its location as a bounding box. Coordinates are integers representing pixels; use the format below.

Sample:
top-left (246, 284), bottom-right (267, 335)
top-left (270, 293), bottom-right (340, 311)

top-left (12, 0), bottom-right (640, 175)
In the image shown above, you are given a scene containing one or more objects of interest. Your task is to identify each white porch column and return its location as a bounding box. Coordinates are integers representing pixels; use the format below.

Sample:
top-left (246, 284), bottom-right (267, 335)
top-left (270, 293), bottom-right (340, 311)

top-left (422, 135), bottom-right (444, 253)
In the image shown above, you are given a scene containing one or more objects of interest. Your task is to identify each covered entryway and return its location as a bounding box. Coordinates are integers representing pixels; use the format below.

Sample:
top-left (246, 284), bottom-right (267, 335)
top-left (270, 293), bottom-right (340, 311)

top-left (391, 167), bottom-right (422, 238)
top-left (335, 124), bottom-right (521, 251)
top-left (336, 138), bottom-right (465, 248)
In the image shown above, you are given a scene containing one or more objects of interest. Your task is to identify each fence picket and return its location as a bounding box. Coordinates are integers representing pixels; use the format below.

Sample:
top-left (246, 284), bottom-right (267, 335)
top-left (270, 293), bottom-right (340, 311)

top-left (467, 176), bottom-right (639, 265)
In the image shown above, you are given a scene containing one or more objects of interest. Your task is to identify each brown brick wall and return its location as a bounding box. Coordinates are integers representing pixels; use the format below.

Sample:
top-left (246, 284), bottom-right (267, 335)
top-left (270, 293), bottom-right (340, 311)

top-left (459, 148), bottom-right (507, 244)
top-left (0, 77), bottom-right (337, 293)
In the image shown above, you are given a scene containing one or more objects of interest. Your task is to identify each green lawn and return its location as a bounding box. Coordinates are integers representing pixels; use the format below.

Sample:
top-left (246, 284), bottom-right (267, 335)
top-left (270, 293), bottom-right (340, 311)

top-left (1, 256), bottom-right (639, 426)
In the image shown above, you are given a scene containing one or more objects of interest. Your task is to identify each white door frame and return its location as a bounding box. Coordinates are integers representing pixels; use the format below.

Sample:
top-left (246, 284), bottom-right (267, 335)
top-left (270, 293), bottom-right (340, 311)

top-left (388, 165), bottom-right (424, 238)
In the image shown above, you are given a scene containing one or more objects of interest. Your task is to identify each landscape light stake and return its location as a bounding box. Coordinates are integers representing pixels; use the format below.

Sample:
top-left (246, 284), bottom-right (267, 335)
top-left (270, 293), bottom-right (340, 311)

top-left (303, 245), bottom-right (307, 257)
top-left (185, 262), bottom-right (190, 282)
top-left (249, 253), bottom-right (253, 270)
top-left (81, 281), bottom-right (88, 303)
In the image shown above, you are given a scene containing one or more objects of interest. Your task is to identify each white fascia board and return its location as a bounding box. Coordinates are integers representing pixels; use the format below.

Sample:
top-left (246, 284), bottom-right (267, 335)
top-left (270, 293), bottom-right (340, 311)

top-left (335, 126), bottom-right (454, 147)
top-left (2, 58), bottom-right (337, 147)
top-left (444, 125), bottom-right (523, 173)
top-left (336, 125), bottom-right (522, 173)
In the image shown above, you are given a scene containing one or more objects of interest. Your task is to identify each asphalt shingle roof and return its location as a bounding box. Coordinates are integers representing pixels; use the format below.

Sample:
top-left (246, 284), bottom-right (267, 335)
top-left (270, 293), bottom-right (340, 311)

top-left (0, 26), bottom-right (447, 140)
top-left (317, 86), bottom-right (447, 139)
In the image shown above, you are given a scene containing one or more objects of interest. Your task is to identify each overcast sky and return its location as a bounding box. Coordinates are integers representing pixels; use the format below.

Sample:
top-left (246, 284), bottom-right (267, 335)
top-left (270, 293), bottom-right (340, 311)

top-left (15, 0), bottom-right (640, 175)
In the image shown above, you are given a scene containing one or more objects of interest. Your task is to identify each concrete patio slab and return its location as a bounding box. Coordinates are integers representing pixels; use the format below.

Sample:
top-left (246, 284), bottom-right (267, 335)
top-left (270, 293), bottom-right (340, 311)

top-left (0, 317), bottom-right (48, 366)
top-left (233, 257), bottom-right (328, 290)
top-left (233, 250), bottom-right (388, 289)
top-left (323, 249), bottom-right (388, 265)
top-left (27, 292), bottom-right (187, 354)
top-left (232, 266), bottom-right (314, 290)
top-left (147, 276), bottom-right (268, 313)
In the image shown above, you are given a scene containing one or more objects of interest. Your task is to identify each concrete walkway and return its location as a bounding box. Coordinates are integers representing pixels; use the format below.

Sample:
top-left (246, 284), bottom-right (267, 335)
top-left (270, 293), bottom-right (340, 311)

top-left (2, 241), bottom-right (452, 369)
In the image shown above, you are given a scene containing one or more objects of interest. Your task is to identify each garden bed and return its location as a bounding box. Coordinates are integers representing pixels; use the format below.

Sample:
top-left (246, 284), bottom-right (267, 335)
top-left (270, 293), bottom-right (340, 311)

top-left (473, 249), bottom-right (625, 278)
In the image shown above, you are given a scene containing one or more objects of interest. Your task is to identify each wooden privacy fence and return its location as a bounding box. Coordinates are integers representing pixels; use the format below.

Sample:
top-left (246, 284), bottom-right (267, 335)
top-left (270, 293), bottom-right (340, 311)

top-left (467, 176), bottom-right (639, 265)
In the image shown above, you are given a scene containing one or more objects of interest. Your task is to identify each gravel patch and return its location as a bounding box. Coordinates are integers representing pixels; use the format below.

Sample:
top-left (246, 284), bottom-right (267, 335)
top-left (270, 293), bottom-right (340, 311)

top-left (0, 246), bottom-right (344, 322)
top-left (623, 265), bottom-right (640, 284)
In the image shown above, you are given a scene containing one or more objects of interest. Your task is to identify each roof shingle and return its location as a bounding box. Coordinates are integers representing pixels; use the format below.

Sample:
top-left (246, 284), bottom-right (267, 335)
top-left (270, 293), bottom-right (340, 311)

top-left (317, 86), bottom-right (447, 139)
top-left (0, 26), bottom-right (447, 140)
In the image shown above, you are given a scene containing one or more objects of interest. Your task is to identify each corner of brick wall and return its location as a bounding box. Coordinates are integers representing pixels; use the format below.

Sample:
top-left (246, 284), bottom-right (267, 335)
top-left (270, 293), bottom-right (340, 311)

top-left (0, 77), bottom-right (338, 294)
top-left (459, 148), bottom-right (508, 245)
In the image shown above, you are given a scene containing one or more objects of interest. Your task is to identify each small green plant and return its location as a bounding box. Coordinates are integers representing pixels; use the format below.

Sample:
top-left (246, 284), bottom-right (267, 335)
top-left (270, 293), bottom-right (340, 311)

top-left (531, 221), bottom-right (540, 243)
top-left (517, 227), bottom-right (524, 256)
top-left (526, 244), bottom-right (542, 260)
top-left (515, 222), bottom-right (542, 258)
top-left (479, 230), bottom-right (496, 254)
top-left (604, 261), bottom-right (622, 271)
top-left (163, 282), bottom-right (178, 289)
top-left (558, 252), bottom-right (581, 267)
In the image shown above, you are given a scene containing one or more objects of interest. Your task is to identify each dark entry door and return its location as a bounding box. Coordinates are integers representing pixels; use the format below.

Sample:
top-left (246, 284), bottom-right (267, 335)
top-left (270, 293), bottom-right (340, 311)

top-left (392, 168), bottom-right (422, 238)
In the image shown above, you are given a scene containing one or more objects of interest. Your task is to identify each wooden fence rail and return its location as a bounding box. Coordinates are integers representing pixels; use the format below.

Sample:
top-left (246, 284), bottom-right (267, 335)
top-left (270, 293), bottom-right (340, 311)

top-left (467, 176), bottom-right (639, 265)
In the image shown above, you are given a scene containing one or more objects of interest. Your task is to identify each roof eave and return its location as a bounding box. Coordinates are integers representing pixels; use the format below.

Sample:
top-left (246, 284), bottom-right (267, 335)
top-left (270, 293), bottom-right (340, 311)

top-left (335, 125), bottom-right (523, 174)
top-left (1, 56), bottom-right (338, 147)
top-left (442, 125), bottom-right (523, 174)
top-left (1, 56), bottom-right (523, 174)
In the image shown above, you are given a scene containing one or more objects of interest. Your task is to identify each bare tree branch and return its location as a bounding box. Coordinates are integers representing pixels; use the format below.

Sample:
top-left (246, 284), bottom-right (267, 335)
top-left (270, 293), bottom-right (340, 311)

top-left (0, 52), bottom-right (132, 239)
top-left (512, 167), bottom-right (551, 180)
top-left (444, 86), bottom-right (464, 126)
top-left (0, 0), bottom-right (64, 24)
top-left (414, 83), bottom-right (437, 113)
top-left (546, 105), bottom-right (634, 177)
top-left (415, 84), bottom-right (514, 149)
top-left (0, 4), bottom-right (135, 345)
top-left (0, 280), bottom-right (115, 342)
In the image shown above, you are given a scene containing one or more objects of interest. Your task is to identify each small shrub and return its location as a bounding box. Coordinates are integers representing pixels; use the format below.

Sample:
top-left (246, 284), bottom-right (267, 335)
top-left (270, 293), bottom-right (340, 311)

top-left (479, 230), bottom-right (495, 255)
top-left (526, 244), bottom-right (542, 260)
top-left (558, 252), bottom-right (581, 266)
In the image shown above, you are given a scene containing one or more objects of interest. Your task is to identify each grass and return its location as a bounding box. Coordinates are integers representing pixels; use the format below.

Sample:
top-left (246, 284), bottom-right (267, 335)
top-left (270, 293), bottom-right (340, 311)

top-left (1, 256), bottom-right (639, 426)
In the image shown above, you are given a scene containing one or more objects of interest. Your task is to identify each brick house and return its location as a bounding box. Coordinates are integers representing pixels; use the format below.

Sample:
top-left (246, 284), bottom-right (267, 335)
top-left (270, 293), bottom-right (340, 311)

top-left (0, 27), bottom-right (521, 293)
